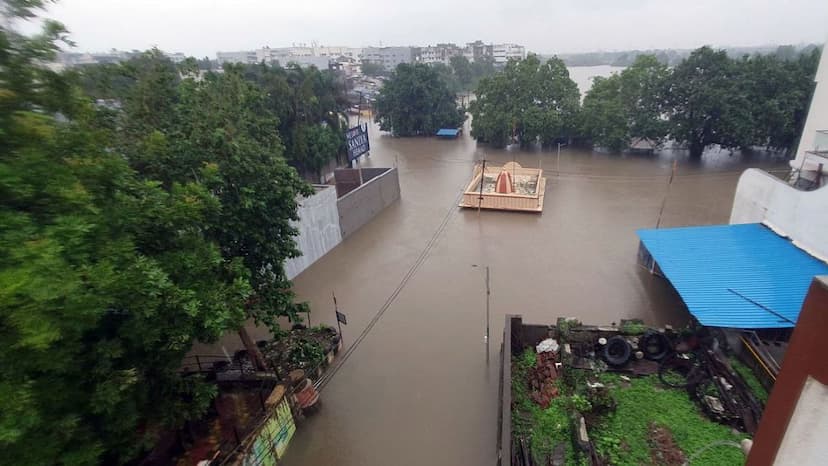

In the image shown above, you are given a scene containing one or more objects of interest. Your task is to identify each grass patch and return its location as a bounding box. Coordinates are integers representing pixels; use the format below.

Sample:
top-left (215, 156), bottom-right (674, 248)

top-left (591, 373), bottom-right (747, 466)
top-left (730, 358), bottom-right (769, 404)
top-left (512, 351), bottom-right (586, 465)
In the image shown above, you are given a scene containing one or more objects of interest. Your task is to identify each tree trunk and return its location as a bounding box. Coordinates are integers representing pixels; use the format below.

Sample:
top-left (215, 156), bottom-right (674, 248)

top-left (689, 140), bottom-right (704, 158)
top-left (238, 327), bottom-right (268, 371)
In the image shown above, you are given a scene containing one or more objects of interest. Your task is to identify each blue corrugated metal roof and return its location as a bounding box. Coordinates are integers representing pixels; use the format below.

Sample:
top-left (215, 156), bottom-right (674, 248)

top-left (436, 128), bottom-right (460, 137)
top-left (637, 223), bottom-right (828, 329)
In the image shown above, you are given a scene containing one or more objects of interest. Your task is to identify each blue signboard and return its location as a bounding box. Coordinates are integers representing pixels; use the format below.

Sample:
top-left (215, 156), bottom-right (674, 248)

top-left (346, 124), bottom-right (370, 162)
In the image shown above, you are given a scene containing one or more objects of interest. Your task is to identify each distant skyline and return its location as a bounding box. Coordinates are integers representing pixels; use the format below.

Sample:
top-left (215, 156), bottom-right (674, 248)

top-left (18, 0), bottom-right (828, 57)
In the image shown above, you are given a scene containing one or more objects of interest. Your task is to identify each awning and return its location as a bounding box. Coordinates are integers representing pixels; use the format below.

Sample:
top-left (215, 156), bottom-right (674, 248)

top-left (637, 223), bottom-right (828, 328)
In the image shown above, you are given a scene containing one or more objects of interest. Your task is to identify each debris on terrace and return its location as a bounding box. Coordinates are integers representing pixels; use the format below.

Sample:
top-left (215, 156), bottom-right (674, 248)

top-left (151, 325), bottom-right (342, 466)
top-left (501, 316), bottom-right (766, 466)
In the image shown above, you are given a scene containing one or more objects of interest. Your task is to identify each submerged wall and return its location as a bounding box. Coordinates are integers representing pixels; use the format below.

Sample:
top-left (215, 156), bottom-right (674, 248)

top-left (730, 169), bottom-right (828, 261)
top-left (284, 185), bottom-right (342, 280)
top-left (337, 167), bottom-right (400, 238)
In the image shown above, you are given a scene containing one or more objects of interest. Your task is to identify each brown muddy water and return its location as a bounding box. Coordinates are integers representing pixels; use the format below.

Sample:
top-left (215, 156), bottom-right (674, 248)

top-left (279, 119), bottom-right (789, 466)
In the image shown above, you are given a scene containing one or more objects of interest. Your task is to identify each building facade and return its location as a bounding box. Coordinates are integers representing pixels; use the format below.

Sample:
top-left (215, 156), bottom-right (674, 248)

top-left (493, 43), bottom-right (526, 65)
top-left (362, 46), bottom-right (416, 72)
top-left (790, 42), bottom-right (828, 187)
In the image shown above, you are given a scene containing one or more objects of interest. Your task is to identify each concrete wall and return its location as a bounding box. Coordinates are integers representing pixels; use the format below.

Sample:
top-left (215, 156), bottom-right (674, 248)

top-left (791, 41), bottom-right (828, 175)
top-left (284, 185), bottom-right (342, 280)
top-left (337, 167), bottom-right (400, 238)
top-left (730, 169), bottom-right (828, 261)
top-left (747, 277), bottom-right (828, 466)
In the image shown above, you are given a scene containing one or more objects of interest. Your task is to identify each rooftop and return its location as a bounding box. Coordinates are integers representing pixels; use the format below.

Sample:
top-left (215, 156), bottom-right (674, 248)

top-left (637, 223), bottom-right (828, 329)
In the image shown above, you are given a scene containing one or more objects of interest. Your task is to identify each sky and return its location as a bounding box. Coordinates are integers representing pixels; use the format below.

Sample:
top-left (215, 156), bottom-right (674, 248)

top-left (20, 0), bottom-right (828, 57)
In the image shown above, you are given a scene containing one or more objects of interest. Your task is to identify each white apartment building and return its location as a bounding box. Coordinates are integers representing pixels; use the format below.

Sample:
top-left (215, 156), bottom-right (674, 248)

top-left (790, 43), bottom-right (828, 187)
top-left (216, 50), bottom-right (258, 64)
top-left (362, 46), bottom-right (416, 72)
top-left (492, 43), bottom-right (526, 64)
top-left (419, 43), bottom-right (461, 65)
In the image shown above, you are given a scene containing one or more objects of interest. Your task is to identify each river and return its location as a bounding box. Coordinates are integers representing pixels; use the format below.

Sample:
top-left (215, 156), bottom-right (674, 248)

top-left (279, 118), bottom-right (789, 466)
top-left (567, 65), bottom-right (626, 96)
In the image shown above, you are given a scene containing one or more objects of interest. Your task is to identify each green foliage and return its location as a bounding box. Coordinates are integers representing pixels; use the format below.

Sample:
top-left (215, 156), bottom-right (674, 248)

top-left (470, 55), bottom-right (580, 148)
top-left (580, 54), bottom-right (669, 152)
top-left (360, 60), bottom-right (386, 77)
top-left (512, 352), bottom-right (576, 464)
top-left (374, 63), bottom-right (465, 136)
top-left (1, 4), bottom-right (313, 463)
top-left (619, 320), bottom-right (647, 335)
top-left (730, 358), bottom-right (769, 403)
top-left (590, 374), bottom-right (747, 465)
top-left (663, 47), bottom-right (754, 157)
top-left (288, 339), bottom-right (325, 367)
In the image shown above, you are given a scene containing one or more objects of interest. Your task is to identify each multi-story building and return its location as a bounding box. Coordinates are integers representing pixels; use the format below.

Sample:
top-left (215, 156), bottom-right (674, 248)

top-left (362, 46), bottom-right (416, 72)
top-left (492, 43), bottom-right (526, 65)
top-left (216, 50), bottom-right (258, 65)
top-left (419, 43), bottom-right (462, 65)
top-left (465, 40), bottom-right (493, 62)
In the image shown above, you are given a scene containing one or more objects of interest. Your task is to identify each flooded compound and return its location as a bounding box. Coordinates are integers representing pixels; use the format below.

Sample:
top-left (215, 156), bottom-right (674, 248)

top-left (279, 118), bottom-right (789, 466)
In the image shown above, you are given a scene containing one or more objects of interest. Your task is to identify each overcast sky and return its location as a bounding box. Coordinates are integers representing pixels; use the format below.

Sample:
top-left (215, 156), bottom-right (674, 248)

top-left (23, 0), bottom-right (828, 57)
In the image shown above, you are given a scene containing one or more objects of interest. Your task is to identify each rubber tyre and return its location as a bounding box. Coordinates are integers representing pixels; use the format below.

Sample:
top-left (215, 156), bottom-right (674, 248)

top-left (603, 336), bottom-right (632, 366)
top-left (641, 331), bottom-right (671, 361)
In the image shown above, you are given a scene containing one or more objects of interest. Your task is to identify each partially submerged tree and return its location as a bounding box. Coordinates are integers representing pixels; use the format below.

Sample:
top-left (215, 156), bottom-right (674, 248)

top-left (374, 63), bottom-right (465, 136)
top-left (580, 54), bottom-right (669, 152)
top-left (663, 47), bottom-right (753, 157)
top-left (470, 55), bottom-right (580, 148)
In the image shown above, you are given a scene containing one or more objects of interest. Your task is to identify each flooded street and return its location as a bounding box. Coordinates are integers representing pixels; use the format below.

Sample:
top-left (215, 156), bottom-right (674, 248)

top-left (280, 118), bottom-right (789, 466)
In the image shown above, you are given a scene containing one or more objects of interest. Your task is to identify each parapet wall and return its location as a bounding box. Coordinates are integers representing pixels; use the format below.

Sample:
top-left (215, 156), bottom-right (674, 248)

top-left (730, 169), bottom-right (828, 261)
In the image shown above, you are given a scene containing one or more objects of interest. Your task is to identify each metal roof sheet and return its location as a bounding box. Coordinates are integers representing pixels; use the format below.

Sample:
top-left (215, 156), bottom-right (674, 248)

top-left (637, 223), bottom-right (828, 329)
top-left (436, 128), bottom-right (460, 137)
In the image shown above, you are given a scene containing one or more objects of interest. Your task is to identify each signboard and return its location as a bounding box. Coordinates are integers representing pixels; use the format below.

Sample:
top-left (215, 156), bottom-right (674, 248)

top-left (241, 397), bottom-right (296, 466)
top-left (345, 124), bottom-right (370, 162)
top-left (336, 311), bottom-right (348, 325)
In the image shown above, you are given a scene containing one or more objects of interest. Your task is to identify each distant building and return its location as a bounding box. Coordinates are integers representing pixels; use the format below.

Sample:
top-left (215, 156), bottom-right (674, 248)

top-left (465, 40), bottom-right (493, 62)
top-left (165, 52), bottom-right (188, 63)
top-left (493, 43), bottom-right (526, 65)
top-left (362, 46), bottom-right (416, 72)
top-left (216, 50), bottom-right (258, 65)
top-left (419, 43), bottom-right (462, 65)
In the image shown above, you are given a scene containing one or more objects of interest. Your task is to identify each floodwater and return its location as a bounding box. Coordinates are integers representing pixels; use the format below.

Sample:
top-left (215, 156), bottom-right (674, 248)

top-left (279, 118), bottom-right (788, 466)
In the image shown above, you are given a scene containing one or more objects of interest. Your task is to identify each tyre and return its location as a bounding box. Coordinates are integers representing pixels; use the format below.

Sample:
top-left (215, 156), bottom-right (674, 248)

top-left (603, 336), bottom-right (632, 367)
top-left (641, 331), bottom-right (671, 361)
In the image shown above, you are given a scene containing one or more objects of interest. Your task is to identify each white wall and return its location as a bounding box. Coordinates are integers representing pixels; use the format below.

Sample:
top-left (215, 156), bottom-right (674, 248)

top-left (791, 42), bottom-right (828, 175)
top-left (774, 377), bottom-right (828, 465)
top-left (284, 186), bottom-right (342, 280)
top-left (730, 169), bottom-right (828, 261)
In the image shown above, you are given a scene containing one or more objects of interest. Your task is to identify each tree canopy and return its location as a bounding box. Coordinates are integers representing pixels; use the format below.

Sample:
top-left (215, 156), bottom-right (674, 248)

top-left (374, 63), bottom-right (465, 136)
top-left (580, 54), bottom-right (669, 152)
top-left (1, 3), bottom-right (313, 464)
top-left (469, 55), bottom-right (581, 148)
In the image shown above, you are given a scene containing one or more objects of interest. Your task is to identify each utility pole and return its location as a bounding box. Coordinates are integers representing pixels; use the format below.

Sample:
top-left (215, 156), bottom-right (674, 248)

top-left (478, 159), bottom-right (487, 213)
top-left (485, 266), bottom-right (490, 346)
top-left (557, 142), bottom-right (567, 177)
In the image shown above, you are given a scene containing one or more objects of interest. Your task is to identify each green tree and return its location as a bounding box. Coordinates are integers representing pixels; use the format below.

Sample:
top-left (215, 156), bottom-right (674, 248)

top-left (663, 46), bottom-right (753, 157)
top-left (736, 49), bottom-right (820, 152)
top-left (374, 63), bottom-right (465, 136)
top-left (580, 54), bottom-right (669, 152)
top-left (450, 55), bottom-right (473, 89)
top-left (361, 60), bottom-right (385, 77)
top-left (1, 2), bottom-right (254, 463)
top-left (580, 75), bottom-right (627, 151)
top-left (470, 55), bottom-right (580, 148)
